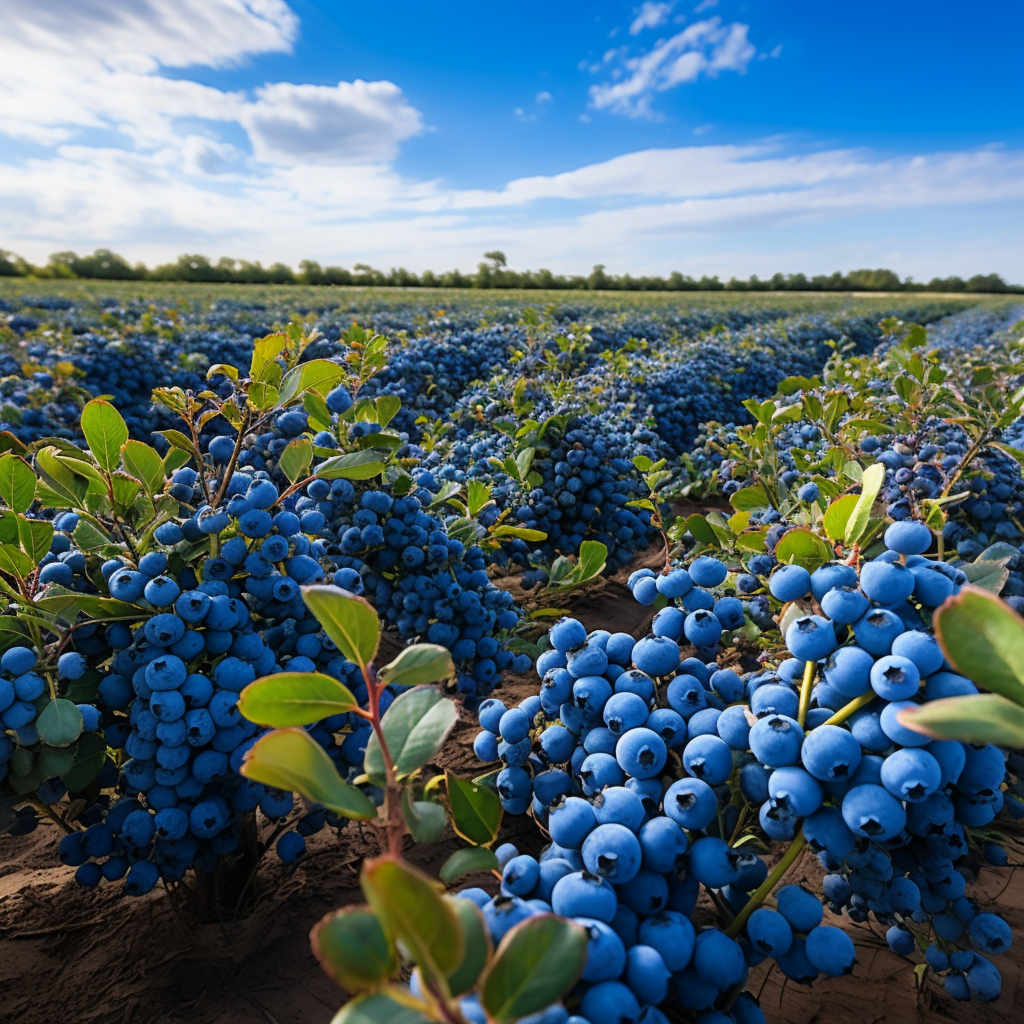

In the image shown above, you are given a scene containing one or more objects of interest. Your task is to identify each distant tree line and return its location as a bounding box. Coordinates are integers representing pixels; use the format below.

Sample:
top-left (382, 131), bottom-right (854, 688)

top-left (0, 247), bottom-right (1019, 293)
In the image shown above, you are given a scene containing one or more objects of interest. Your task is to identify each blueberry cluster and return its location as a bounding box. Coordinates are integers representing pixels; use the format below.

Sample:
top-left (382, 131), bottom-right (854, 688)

top-left (631, 314), bottom-right (904, 455)
top-left (470, 529), bottom-right (1018, 1015)
top-left (508, 418), bottom-right (663, 570)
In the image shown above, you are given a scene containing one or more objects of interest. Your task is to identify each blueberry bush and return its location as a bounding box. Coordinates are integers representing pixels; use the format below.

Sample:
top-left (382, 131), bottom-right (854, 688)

top-left (2, 282), bottom-right (1024, 1021)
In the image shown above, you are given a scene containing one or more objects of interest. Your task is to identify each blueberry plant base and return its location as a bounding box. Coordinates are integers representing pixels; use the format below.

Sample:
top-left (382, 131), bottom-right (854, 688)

top-left (188, 814), bottom-right (261, 923)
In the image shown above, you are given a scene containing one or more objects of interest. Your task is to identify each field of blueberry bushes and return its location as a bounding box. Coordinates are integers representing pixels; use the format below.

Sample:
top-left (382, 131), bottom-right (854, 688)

top-left (2, 279), bottom-right (1024, 1024)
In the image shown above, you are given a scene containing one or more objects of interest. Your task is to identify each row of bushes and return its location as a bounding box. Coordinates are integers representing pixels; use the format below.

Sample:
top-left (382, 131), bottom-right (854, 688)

top-left (0, 247), bottom-right (1019, 293)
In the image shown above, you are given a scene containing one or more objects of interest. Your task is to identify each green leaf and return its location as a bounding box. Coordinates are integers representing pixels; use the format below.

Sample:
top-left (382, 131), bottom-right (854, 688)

top-left (364, 687), bottom-right (458, 786)
top-left (491, 525), bottom-right (547, 542)
top-left (279, 359), bottom-right (345, 405)
top-left (842, 460), bottom-right (864, 484)
top-left (238, 672), bottom-right (359, 727)
top-left (110, 471), bottom-right (142, 510)
top-left (73, 516), bottom-right (114, 553)
top-left (361, 854), bottom-right (464, 981)
top-left (247, 382), bottom-right (280, 411)
top-left (157, 429), bottom-right (201, 464)
top-left (80, 399), bottom-right (128, 474)
top-left (120, 440), bottom-right (165, 496)
top-left (16, 516), bottom-right (53, 565)
top-left (728, 510), bottom-right (750, 534)
top-left (823, 494), bottom-right (860, 542)
top-left (35, 446), bottom-right (87, 504)
top-left (729, 485), bottom-right (770, 512)
top-left (250, 332), bottom-right (286, 384)
top-left (311, 906), bottom-right (397, 993)
top-left (37, 744), bottom-right (78, 777)
top-left (0, 453), bottom-right (36, 513)
top-left (515, 447), bottom-right (536, 480)
top-left (162, 446), bottom-right (192, 474)
top-left (445, 897), bottom-right (493, 996)
top-left (316, 451), bottom-right (386, 481)
top-left (301, 584), bottom-right (380, 670)
top-left (330, 993), bottom-right (432, 1024)
top-left (35, 588), bottom-right (141, 621)
top-left (480, 915), bottom-right (588, 1024)
top-left (279, 437), bottom-right (314, 484)
top-left (55, 453), bottom-right (107, 491)
top-left (734, 528), bottom-right (767, 553)
top-left (0, 543), bottom-right (35, 577)
top-left (36, 699), bottom-right (84, 747)
top-left (934, 586), bottom-right (1024, 705)
top-left (976, 541), bottom-right (1020, 564)
top-left (844, 462), bottom-right (885, 545)
top-left (962, 559), bottom-right (1011, 594)
top-left (376, 644), bottom-right (454, 689)
top-left (439, 846), bottom-right (500, 884)
top-left (376, 395), bottom-right (402, 428)
top-left (774, 528), bottom-right (833, 572)
top-left (207, 363), bottom-right (239, 381)
top-left (0, 615), bottom-right (31, 651)
top-left (778, 375), bottom-right (821, 395)
top-left (575, 539), bottom-right (607, 582)
top-left (0, 511), bottom-right (16, 545)
top-left (401, 790), bottom-right (447, 843)
top-left (426, 480), bottom-right (462, 508)
top-left (896, 694), bottom-right (1024, 747)
top-left (466, 480), bottom-right (493, 517)
top-left (446, 771), bottom-right (503, 846)
top-left (686, 514), bottom-right (718, 546)
top-left (305, 390), bottom-right (332, 428)
top-left (241, 727), bottom-right (376, 820)
top-left (62, 732), bottom-right (109, 792)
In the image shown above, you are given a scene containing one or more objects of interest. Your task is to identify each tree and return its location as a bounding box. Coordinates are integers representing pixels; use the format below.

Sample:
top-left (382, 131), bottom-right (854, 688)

top-left (966, 273), bottom-right (1007, 293)
top-left (846, 268), bottom-right (903, 291)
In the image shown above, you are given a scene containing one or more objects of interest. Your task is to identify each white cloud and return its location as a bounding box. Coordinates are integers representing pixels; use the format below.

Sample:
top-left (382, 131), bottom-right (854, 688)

top-left (241, 81), bottom-right (423, 164)
top-left (590, 18), bottom-right (757, 117)
top-left (0, 0), bottom-right (1020, 281)
top-left (0, 0), bottom-right (421, 166)
top-left (2, 137), bottom-right (1021, 282)
top-left (2, 0), bottom-right (298, 71)
top-left (693, 0), bottom-right (718, 12)
top-left (181, 136), bottom-right (244, 176)
top-left (630, 2), bottom-right (673, 35)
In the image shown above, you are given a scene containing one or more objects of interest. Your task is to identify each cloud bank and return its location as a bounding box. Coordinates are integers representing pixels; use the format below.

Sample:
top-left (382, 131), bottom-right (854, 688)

top-left (0, 0), bottom-right (1020, 280)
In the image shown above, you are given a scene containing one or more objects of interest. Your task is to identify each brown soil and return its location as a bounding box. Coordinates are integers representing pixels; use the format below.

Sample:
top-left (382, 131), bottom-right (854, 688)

top-left (2, 550), bottom-right (1022, 1024)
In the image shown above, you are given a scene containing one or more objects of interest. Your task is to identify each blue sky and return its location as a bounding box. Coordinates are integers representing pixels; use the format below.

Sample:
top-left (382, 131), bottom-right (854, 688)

top-left (1, 0), bottom-right (1022, 279)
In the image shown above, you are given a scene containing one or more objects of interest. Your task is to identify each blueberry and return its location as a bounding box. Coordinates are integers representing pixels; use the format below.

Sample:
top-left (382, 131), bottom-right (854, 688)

top-left (769, 564), bottom-right (811, 602)
top-left (841, 783), bottom-right (907, 840)
top-left (689, 556), bottom-right (728, 587)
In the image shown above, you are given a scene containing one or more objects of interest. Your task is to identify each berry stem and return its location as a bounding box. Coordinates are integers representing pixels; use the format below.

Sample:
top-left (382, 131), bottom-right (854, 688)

top-left (797, 660), bottom-right (815, 728)
top-left (28, 797), bottom-right (74, 834)
top-left (362, 663), bottom-right (405, 857)
top-left (823, 691), bottom-right (875, 727)
top-left (725, 829), bottom-right (807, 939)
top-left (211, 411), bottom-right (249, 508)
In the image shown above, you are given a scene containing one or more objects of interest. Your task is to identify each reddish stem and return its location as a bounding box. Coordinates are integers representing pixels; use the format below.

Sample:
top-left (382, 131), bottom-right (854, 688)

top-left (362, 663), bottom-right (405, 857)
